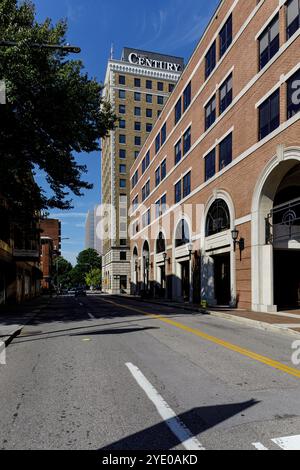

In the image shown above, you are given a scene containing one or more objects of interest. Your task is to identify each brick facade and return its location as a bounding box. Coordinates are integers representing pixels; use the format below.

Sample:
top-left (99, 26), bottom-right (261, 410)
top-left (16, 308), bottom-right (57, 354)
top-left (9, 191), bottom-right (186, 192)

top-left (129, 0), bottom-right (300, 312)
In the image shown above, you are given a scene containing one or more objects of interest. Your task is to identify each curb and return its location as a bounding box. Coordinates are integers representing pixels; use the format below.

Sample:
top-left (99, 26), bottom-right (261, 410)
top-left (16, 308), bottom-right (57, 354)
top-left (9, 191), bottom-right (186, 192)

top-left (116, 295), bottom-right (300, 339)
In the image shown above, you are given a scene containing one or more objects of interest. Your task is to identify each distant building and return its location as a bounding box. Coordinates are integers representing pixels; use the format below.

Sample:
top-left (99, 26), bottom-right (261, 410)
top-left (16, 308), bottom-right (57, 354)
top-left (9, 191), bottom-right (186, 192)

top-left (85, 206), bottom-right (103, 255)
top-left (101, 47), bottom-right (184, 294)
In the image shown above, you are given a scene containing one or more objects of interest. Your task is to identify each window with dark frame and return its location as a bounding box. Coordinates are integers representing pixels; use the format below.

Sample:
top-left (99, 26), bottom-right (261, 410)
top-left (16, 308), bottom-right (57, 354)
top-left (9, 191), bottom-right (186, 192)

top-left (155, 133), bottom-right (160, 154)
top-left (134, 78), bottom-right (141, 87)
top-left (183, 82), bottom-right (192, 112)
top-left (155, 167), bottom-right (160, 187)
top-left (175, 139), bottom-right (182, 165)
top-left (286, 0), bottom-right (300, 39)
top-left (146, 80), bottom-right (152, 89)
top-left (205, 95), bottom-right (216, 130)
top-left (259, 15), bottom-right (279, 70)
top-left (259, 89), bottom-right (280, 140)
top-left (205, 149), bottom-right (216, 182)
top-left (158, 82), bottom-right (164, 91)
top-left (175, 180), bottom-right (182, 203)
top-left (219, 133), bottom-right (232, 170)
top-left (161, 159), bottom-right (167, 180)
top-left (161, 123), bottom-right (167, 145)
top-left (219, 14), bottom-right (232, 57)
top-left (219, 74), bottom-right (233, 114)
top-left (175, 98), bottom-right (182, 124)
top-left (119, 75), bottom-right (125, 85)
top-left (183, 172), bottom-right (191, 198)
top-left (183, 127), bottom-right (191, 155)
top-left (205, 41), bottom-right (216, 79)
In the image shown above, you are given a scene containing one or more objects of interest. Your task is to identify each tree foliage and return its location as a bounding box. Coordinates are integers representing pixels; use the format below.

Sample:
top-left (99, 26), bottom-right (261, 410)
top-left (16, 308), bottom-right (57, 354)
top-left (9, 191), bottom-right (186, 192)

top-left (0, 0), bottom-right (116, 217)
top-left (85, 268), bottom-right (102, 289)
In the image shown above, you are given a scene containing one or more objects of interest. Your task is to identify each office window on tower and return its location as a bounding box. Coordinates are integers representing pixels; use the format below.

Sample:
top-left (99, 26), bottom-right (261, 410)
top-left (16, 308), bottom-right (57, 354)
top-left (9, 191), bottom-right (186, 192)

top-left (259, 15), bottom-right (279, 70)
top-left (205, 41), bottom-right (216, 79)
top-left (205, 95), bottom-right (216, 130)
top-left (287, 0), bottom-right (300, 39)
top-left (259, 89), bottom-right (280, 140)
top-left (219, 14), bottom-right (232, 57)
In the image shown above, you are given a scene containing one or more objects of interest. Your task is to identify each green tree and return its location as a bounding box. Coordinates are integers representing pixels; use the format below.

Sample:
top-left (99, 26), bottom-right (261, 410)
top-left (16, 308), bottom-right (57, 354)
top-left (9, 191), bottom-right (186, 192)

top-left (76, 248), bottom-right (102, 270)
top-left (0, 0), bottom-right (116, 219)
top-left (85, 268), bottom-right (102, 290)
top-left (52, 256), bottom-right (72, 287)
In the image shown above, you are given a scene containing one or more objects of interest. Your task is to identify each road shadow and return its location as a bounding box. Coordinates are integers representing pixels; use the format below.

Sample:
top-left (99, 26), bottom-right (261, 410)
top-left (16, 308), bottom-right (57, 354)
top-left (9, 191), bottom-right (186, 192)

top-left (99, 399), bottom-right (259, 450)
top-left (70, 326), bottom-right (160, 336)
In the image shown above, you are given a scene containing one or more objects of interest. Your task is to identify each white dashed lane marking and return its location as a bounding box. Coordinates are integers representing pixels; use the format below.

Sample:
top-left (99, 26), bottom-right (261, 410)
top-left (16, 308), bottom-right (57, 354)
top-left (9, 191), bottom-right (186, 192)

top-left (126, 362), bottom-right (205, 451)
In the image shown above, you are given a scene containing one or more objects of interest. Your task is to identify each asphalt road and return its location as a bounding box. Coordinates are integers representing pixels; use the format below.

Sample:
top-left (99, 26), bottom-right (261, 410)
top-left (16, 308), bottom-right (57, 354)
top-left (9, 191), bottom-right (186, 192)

top-left (1, 294), bottom-right (300, 450)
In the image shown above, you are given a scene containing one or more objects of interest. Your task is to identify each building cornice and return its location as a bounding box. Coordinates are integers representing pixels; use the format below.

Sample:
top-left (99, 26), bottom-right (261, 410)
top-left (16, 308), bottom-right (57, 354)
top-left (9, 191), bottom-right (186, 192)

top-left (108, 60), bottom-right (181, 82)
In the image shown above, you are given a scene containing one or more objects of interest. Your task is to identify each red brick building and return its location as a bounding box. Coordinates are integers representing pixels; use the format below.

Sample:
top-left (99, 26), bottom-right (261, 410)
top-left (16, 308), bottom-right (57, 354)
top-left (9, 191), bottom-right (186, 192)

top-left (40, 219), bottom-right (61, 290)
top-left (129, 0), bottom-right (300, 313)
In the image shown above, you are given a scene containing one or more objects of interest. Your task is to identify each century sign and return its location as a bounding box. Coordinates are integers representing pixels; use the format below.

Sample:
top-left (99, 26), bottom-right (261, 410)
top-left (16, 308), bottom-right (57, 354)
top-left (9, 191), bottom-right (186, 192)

top-left (128, 52), bottom-right (182, 72)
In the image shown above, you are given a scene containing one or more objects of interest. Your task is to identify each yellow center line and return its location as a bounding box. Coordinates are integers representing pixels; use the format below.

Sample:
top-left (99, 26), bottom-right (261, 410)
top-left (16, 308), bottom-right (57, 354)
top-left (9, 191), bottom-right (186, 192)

top-left (101, 298), bottom-right (300, 380)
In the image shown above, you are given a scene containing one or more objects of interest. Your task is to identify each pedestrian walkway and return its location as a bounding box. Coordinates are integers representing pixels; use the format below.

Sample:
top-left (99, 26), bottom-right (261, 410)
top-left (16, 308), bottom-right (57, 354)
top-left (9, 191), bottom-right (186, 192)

top-left (0, 296), bottom-right (51, 346)
top-left (118, 295), bottom-right (300, 337)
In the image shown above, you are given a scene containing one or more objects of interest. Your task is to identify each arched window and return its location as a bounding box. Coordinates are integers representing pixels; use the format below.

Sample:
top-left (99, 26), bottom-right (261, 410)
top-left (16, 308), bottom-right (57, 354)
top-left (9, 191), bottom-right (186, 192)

top-left (133, 247), bottom-right (138, 257)
top-left (156, 232), bottom-right (166, 254)
top-left (175, 219), bottom-right (190, 248)
top-left (206, 199), bottom-right (230, 236)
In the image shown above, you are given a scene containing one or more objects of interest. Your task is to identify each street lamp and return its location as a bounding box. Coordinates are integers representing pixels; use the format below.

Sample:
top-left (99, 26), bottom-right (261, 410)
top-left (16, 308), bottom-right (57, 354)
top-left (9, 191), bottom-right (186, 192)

top-left (231, 229), bottom-right (245, 260)
top-left (0, 41), bottom-right (81, 53)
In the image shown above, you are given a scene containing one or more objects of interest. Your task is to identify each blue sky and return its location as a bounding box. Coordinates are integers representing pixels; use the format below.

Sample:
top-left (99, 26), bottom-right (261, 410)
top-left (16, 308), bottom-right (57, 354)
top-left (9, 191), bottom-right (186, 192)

top-left (33, 0), bottom-right (220, 265)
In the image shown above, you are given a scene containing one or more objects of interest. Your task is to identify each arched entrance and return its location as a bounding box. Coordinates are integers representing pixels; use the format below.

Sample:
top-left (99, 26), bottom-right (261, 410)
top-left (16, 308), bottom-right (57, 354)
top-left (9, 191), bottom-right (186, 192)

top-left (252, 148), bottom-right (300, 312)
top-left (174, 219), bottom-right (191, 302)
top-left (204, 198), bottom-right (232, 306)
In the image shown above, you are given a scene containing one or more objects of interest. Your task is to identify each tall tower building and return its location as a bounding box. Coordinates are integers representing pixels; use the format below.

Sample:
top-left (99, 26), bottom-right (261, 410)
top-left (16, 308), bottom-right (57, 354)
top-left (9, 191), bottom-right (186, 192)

top-left (101, 47), bottom-right (184, 294)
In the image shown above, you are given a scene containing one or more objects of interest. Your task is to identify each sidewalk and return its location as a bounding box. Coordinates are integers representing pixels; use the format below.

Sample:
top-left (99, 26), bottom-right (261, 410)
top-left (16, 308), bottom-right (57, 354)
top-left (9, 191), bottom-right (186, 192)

top-left (0, 296), bottom-right (51, 347)
top-left (118, 295), bottom-right (300, 338)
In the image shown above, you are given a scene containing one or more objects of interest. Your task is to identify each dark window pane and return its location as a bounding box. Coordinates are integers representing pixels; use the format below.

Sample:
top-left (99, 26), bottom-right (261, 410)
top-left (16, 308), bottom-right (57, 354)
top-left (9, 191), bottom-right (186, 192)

top-left (205, 96), bottom-right (216, 130)
top-left (287, 0), bottom-right (300, 39)
top-left (175, 98), bottom-right (182, 124)
top-left (175, 181), bottom-right (182, 203)
top-left (219, 134), bottom-right (232, 170)
top-left (205, 149), bottom-right (216, 181)
top-left (205, 41), bottom-right (216, 79)
top-left (175, 140), bottom-right (182, 165)
top-left (259, 89), bottom-right (280, 140)
top-left (183, 82), bottom-right (191, 111)
top-left (259, 15), bottom-right (279, 70)
top-left (219, 74), bottom-right (232, 114)
top-left (183, 172), bottom-right (191, 198)
top-left (220, 14), bottom-right (232, 57)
